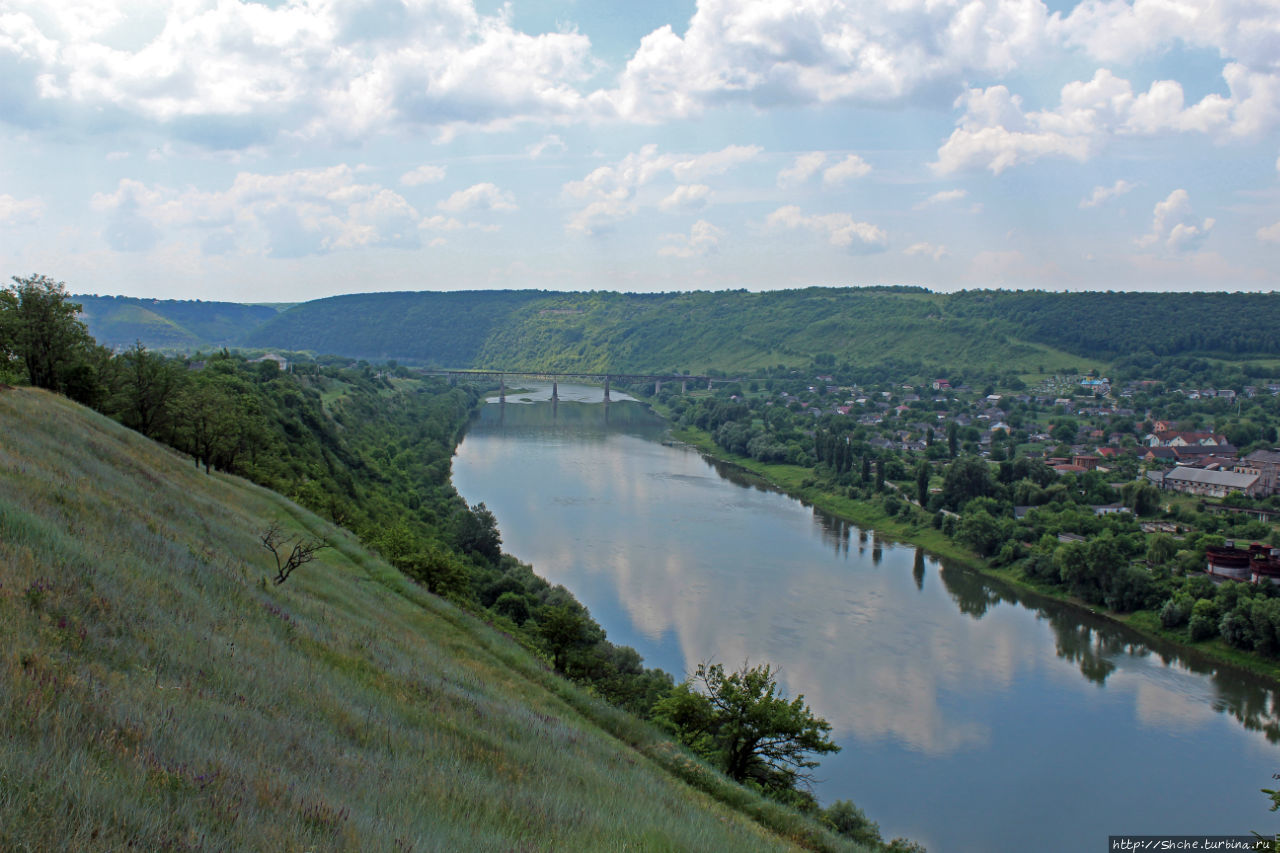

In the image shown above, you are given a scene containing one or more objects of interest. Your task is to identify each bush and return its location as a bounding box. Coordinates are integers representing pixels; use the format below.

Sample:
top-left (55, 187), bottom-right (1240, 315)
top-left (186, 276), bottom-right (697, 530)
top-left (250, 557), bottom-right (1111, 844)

top-left (1188, 599), bottom-right (1220, 641)
top-left (1159, 595), bottom-right (1193, 629)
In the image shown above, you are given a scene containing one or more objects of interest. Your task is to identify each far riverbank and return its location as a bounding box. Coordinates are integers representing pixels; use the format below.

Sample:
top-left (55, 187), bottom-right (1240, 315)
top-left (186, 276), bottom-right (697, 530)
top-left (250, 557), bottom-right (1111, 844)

top-left (662, 418), bottom-right (1280, 687)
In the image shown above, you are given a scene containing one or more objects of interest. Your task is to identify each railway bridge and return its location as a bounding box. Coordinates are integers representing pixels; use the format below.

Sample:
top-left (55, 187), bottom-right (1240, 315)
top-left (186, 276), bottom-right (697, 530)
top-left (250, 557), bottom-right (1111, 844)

top-left (421, 368), bottom-right (723, 401)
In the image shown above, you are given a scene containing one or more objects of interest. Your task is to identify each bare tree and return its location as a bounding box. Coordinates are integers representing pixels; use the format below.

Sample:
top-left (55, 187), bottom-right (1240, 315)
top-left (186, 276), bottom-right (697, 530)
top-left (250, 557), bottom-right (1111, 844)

top-left (260, 523), bottom-right (330, 585)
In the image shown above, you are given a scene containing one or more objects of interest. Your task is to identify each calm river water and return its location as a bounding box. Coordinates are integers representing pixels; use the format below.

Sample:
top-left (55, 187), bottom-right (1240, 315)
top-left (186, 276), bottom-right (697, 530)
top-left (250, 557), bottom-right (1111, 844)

top-left (452, 385), bottom-right (1280, 852)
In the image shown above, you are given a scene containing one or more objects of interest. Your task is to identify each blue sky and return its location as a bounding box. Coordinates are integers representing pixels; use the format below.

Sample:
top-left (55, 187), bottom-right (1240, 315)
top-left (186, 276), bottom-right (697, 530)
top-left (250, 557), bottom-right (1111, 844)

top-left (0, 0), bottom-right (1277, 302)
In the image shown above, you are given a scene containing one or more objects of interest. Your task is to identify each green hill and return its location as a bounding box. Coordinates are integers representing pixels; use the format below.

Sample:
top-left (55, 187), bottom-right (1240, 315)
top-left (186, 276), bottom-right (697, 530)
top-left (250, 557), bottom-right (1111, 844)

top-left (75, 295), bottom-right (282, 350)
top-left (80, 286), bottom-right (1280, 380)
top-left (0, 387), bottom-right (855, 851)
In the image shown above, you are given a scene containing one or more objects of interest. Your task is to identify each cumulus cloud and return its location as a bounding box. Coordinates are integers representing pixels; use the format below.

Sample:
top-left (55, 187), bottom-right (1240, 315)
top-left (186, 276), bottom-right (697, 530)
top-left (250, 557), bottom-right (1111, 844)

top-left (659, 219), bottom-right (725, 257)
top-left (823, 154), bottom-right (871, 186)
top-left (0, 193), bottom-right (44, 226)
top-left (1137, 189), bottom-right (1215, 252)
top-left (598, 0), bottom-right (1053, 121)
top-left (915, 189), bottom-right (968, 209)
top-left (765, 205), bottom-right (887, 252)
top-left (0, 0), bottom-right (595, 146)
top-left (777, 152), bottom-right (827, 187)
top-left (904, 242), bottom-right (948, 261)
top-left (400, 165), bottom-right (446, 187)
top-left (437, 182), bottom-right (517, 212)
top-left (89, 165), bottom-right (424, 257)
top-left (1257, 222), bottom-right (1280, 244)
top-left (1054, 0), bottom-right (1280, 70)
top-left (1080, 179), bottom-right (1136, 208)
top-left (935, 66), bottom-right (1280, 174)
top-left (659, 184), bottom-right (712, 213)
top-left (564, 143), bottom-right (760, 235)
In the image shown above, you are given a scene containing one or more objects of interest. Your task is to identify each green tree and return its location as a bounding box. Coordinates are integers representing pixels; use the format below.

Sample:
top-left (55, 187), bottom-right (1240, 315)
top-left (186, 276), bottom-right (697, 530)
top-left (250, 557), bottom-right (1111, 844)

top-left (915, 460), bottom-right (930, 507)
top-left (105, 341), bottom-right (186, 439)
top-left (0, 274), bottom-right (99, 401)
top-left (653, 662), bottom-right (839, 795)
top-left (455, 501), bottom-right (502, 562)
top-left (947, 421), bottom-right (958, 458)
top-left (538, 603), bottom-right (596, 673)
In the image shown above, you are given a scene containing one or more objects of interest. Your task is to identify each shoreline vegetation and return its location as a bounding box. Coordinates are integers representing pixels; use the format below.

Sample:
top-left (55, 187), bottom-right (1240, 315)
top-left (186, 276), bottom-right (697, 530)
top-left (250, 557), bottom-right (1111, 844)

top-left (658, 414), bottom-right (1280, 689)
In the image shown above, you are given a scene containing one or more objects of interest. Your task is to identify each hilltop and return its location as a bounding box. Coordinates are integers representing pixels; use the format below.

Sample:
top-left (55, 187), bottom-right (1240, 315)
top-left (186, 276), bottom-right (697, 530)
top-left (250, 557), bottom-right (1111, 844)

top-left (0, 387), bottom-right (856, 851)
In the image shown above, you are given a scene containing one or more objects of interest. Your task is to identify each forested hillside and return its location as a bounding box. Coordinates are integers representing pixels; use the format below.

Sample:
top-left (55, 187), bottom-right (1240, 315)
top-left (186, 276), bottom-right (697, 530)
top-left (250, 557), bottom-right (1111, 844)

top-left (73, 286), bottom-right (1280, 380)
top-left (76, 295), bottom-right (281, 349)
top-left (241, 290), bottom-right (549, 365)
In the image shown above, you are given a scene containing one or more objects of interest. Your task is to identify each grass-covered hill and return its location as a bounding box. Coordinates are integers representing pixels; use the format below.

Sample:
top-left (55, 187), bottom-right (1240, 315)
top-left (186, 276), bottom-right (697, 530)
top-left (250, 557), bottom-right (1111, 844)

top-left (0, 387), bottom-right (856, 851)
top-left (75, 295), bottom-right (282, 350)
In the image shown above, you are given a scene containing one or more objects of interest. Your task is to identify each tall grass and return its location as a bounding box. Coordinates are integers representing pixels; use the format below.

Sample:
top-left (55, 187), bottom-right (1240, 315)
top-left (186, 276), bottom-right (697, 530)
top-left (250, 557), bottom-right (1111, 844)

top-left (0, 388), bottom-right (864, 852)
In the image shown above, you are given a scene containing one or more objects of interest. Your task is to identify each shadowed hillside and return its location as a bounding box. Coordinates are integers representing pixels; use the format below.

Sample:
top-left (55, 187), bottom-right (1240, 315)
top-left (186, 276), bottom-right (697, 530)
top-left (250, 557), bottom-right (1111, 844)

top-left (76, 295), bottom-right (282, 350)
top-left (0, 388), bottom-right (860, 852)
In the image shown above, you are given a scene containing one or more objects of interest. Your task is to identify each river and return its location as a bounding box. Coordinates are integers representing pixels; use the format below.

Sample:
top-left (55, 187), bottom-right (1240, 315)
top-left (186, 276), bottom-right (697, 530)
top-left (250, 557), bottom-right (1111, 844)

top-left (451, 384), bottom-right (1280, 852)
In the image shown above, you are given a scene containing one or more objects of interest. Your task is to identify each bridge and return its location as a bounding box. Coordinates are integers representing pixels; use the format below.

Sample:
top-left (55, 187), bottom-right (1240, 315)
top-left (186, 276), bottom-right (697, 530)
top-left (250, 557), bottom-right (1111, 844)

top-left (421, 368), bottom-right (722, 401)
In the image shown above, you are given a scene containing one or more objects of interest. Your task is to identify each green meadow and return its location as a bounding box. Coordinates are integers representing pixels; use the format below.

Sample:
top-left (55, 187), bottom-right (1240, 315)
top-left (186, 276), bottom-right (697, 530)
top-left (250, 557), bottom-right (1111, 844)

top-left (0, 388), bottom-right (862, 852)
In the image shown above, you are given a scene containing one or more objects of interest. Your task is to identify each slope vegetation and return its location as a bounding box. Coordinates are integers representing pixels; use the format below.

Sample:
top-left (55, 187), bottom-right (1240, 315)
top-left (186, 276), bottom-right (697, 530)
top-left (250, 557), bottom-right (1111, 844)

top-left (76, 295), bottom-right (281, 350)
top-left (0, 388), bottom-right (846, 851)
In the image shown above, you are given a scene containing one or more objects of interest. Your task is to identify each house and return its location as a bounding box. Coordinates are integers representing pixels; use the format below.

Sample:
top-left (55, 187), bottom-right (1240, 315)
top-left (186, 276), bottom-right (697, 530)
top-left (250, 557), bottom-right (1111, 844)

top-left (1072, 455), bottom-right (1102, 470)
top-left (1160, 467), bottom-right (1263, 498)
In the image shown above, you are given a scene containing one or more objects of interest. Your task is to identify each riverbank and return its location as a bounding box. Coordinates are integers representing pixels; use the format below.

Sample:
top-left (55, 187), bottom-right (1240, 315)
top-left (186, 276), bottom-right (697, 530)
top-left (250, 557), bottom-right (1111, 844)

top-left (666, 422), bottom-right (1280, 686)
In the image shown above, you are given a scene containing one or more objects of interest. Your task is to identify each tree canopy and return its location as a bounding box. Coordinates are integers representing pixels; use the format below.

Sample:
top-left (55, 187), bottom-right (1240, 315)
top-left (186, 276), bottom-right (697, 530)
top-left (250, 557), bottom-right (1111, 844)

top-left (1, 274), bottom-right (100, 401)
top-left (653, 661), bottom-right (839, 799)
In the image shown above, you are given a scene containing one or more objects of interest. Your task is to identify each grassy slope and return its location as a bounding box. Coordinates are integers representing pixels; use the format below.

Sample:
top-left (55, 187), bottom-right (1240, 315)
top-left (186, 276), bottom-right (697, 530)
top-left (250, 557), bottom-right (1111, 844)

top-left (0, 388), bottom-right (860, 852)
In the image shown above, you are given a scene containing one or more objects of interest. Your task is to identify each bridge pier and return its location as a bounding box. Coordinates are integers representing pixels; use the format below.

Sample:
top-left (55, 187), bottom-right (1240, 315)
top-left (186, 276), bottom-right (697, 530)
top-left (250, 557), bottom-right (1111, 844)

top-left (551, 380), bottom-right (558, 401)
top-left (707, 378), bottom-right (713, 390)
top-left (603, 376), bottom-right (610, 402)
top-left (681, 379), bottom-right (687, 394)
top-left (499, 374), bottom-right (505, 403)
top-left (654, 379), bottom-right (661, 394)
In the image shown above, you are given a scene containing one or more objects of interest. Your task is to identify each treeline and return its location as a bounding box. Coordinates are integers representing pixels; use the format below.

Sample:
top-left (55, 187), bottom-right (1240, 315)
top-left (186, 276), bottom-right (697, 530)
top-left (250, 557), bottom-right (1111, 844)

top-left (948, 290), bottom-right (1280, 358)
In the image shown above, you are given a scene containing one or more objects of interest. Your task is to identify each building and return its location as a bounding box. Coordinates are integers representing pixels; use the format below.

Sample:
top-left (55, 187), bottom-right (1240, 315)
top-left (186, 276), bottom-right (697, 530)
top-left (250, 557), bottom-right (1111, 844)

top-left (1236, 449), bottom-right (1280, 496)
top-left (1160, 467), bottom-right (1263, 499)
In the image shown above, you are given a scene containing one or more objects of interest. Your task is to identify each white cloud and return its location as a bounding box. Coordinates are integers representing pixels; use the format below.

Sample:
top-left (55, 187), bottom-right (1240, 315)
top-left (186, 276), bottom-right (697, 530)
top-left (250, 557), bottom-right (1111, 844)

top-left (659, 219), bottom-right (725, 258)
top-left (823, 154), bottom-right (871, 186)
top-left (1054, 1), bottom-right (1280, 71)
top-left (659, 184), bottom-right (712, 213)
top-left (915, 189), bottom-right (968, 209)
top-left (600, 0), bottom-right (1053, 121)
top-left (437, 182), bottom-right (517, 212)
top-left (935, 66), bottom-right (1280, 174)
top-left (88, 165), bottom-right (423, 257)
top-left (904, 242), bottom-right (948, 261)
top-left (1080, 179), bottom-right (1136, 208)
top-left (0, 0), bottom-right (595, 146)
top-left (564, 143), bottom-right (760, 235)
top-left (528, 134), bottom-right (567, 158)
top-left (1257, 222), bottom-right (1280, 244)
top-left (766, 205), bottom-right (887, 252)
top-left (1137, 189), bottom-right (1214, 252)
top-left (777, 152), bottom-right (827, 188)
top-left (400, 165), bottom-right (447, 187)
top-left (0, 193), bottom-right (45, 226)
